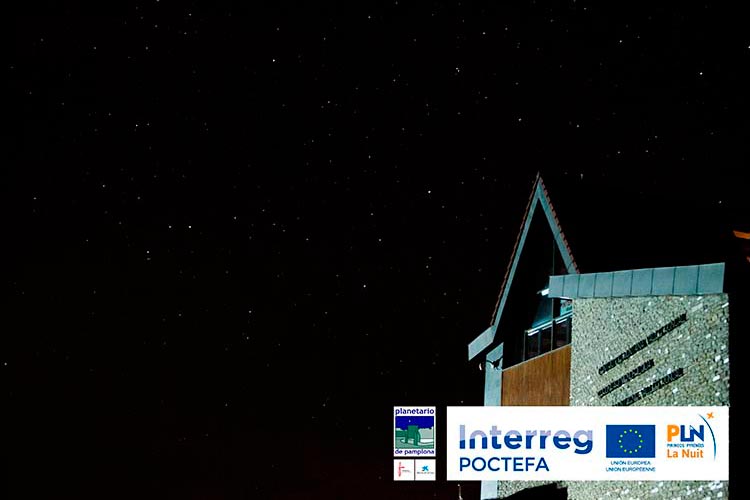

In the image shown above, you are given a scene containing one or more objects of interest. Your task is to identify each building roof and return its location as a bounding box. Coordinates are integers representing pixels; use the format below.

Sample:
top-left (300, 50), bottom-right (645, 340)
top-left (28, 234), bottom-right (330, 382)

top-left (548, 262), bottom-right (725, 299)
top-left (467, 171), bottom-right (745, 362)
top-left (468, 174), bottom-right (578, 360)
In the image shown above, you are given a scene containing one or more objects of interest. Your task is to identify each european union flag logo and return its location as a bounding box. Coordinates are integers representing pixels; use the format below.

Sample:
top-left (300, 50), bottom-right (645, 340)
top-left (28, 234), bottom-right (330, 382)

top-left (606, 425), bottom-right (655, 458)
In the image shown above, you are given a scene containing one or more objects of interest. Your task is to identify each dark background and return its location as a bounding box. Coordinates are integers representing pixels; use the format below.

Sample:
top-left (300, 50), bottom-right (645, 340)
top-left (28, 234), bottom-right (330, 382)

top-left (6, 2), bottom-right (748, 499)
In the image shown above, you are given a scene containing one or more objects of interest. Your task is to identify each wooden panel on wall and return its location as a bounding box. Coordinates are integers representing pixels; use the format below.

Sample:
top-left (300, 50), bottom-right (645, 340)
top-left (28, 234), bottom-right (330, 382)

top-left (501, 345), bottom-right (570, 406)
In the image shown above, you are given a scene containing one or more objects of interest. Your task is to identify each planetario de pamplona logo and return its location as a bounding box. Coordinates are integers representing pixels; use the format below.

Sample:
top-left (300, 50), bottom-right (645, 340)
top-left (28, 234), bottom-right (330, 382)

top-left (445, 406), bottom-right (728, 481)
top-left (393, 406), bottom-right (436, 457)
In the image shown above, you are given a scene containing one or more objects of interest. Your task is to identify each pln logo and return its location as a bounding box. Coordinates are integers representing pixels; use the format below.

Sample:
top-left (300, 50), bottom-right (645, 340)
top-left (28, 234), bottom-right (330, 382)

top-left (605, 425), bottom-right (656, 458)
top-left (666, 412), bottom-right (717, 460)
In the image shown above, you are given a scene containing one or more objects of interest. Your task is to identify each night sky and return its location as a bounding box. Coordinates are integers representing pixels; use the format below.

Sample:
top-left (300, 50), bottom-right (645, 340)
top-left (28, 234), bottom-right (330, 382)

top-left (7, 2), bottom-right (749, 499)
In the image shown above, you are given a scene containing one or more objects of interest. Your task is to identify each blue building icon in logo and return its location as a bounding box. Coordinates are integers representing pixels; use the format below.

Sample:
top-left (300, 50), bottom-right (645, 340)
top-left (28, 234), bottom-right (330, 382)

top-left (606, 425), bottom-right (655, 458)
top-left (394, 416), bottom-right (435, 450)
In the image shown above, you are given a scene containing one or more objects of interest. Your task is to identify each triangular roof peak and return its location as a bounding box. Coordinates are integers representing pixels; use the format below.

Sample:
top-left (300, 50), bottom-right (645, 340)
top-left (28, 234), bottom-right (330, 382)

top-left (468, 173), bottom-right (579, 360)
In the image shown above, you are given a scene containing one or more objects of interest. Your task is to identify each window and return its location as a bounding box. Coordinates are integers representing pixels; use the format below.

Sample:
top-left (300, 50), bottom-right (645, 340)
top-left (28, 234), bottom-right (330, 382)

top-left (522, 298), bottom-right (572, 363)
top-left (553, 315), bottom-right (571, 349)
top-left (525, 327), bottom-right (540, 359)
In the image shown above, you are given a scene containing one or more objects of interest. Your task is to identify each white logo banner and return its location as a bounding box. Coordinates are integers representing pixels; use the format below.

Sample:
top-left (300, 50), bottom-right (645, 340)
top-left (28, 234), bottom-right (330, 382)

top-left (446, 406), bottom-right (728, 481)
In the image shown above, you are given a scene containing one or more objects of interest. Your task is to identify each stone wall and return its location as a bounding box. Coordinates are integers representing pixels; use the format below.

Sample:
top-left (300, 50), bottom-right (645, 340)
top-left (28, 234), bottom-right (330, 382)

top-left (495, 480), bottom-right (559, 499)
top-left (565, 294), bottom-right (730, 500)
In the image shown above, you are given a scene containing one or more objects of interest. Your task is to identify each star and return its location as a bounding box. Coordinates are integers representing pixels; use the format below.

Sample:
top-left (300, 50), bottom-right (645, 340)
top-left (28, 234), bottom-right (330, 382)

top-left (707, 412), bottom-right (714, 419)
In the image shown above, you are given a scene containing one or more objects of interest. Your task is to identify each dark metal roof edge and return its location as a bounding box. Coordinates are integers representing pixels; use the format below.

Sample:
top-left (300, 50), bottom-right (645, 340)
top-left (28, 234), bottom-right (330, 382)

top-left (548, 262), bottom-right (726, 299)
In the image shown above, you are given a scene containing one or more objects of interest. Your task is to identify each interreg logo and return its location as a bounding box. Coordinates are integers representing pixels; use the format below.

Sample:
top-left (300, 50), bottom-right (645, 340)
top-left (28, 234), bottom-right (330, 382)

top-left (666, 412), bottom-right (717, 460)
top-left (458, 424), bottom-right (593, 472)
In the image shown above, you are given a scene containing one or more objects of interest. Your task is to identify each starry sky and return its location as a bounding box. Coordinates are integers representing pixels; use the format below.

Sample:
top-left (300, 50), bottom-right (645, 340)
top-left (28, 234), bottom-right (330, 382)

top-left (6, 2), bottom-right (749, 499)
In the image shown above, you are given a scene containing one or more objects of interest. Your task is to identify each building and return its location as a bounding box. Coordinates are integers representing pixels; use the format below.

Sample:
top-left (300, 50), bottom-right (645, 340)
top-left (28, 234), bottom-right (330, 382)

top-left (468, 175), bottom-right (737, 499)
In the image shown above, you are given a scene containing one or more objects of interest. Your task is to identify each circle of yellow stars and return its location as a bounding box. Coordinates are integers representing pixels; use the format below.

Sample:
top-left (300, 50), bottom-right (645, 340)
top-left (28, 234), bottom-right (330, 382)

top-left (618, 428), bottom-right (644, 454)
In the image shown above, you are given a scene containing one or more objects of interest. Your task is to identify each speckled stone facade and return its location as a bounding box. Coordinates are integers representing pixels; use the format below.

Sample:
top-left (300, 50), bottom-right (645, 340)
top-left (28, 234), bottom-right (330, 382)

top-left (566, 294), bottom-right (730, 500)
top-left (489, 294), bottom-right (730, 500)
top-left (493, 480), bottom-right (561, 499)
